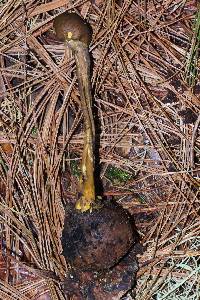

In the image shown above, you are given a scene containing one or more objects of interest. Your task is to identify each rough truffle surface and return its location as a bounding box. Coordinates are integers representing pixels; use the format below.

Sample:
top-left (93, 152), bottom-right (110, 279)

top-left (61, 202), bottom-right (136, 271)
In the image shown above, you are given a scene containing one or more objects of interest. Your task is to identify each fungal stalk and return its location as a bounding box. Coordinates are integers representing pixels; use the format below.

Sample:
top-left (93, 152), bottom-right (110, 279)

top-left (54, 13), bottom-right (95, 212)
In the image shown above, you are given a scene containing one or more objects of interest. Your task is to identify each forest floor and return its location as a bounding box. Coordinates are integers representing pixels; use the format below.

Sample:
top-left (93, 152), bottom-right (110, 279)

top-left (0, 0), bottom-right (200, 299)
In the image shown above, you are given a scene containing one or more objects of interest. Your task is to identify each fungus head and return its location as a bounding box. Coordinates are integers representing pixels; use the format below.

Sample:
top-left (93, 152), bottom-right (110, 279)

top-left (53, 12), bottom-right (92, 46)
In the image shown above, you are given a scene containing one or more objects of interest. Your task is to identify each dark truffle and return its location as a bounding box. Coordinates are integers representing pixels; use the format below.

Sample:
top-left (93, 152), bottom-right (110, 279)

top-left (61, 202), bottom-right (136, 271)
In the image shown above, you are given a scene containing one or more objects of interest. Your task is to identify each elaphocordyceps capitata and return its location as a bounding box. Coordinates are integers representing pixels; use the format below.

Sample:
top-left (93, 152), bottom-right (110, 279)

top-left (53, 12), bottom-right (137, 273)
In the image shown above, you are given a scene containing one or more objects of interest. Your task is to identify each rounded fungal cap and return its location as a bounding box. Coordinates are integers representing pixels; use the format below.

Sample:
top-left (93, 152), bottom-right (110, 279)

top-left (53, 12), bottom-right (92, 46)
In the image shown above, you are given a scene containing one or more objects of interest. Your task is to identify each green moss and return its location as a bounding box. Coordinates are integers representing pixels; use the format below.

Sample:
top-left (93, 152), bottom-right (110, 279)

top-left (70, 159), bottom-right (81, 178)
top-left (137, 194), bottom-right (147, 204)
top-left (106, 165), bottom-right (132, 184)
top-left (31, 127), bottom-right (38, 135)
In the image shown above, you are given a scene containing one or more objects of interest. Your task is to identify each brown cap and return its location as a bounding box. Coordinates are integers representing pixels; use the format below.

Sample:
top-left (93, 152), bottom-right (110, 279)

top-left (53, 12), bottom-right (92, 46)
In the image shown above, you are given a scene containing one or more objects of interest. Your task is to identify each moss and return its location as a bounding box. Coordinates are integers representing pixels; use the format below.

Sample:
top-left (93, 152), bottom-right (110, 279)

top-left (31, 127), bottom-right (38, 135)
top-left (70, 159), bottom-right (81, 178)
top-left (106, 165), bottom-right (132, 184)
top-left (138, 194), bottom-right (147, 204)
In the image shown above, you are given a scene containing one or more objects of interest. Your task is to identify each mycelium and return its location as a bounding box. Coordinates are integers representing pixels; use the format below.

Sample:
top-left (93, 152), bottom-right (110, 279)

top-left (54, 12), bottom-right (136, 271)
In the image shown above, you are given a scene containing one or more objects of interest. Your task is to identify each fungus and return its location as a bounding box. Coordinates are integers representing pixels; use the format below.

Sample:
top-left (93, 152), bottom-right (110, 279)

top-left (61, 202), bottom-right (135, 271)
top-left (54, 12), bottom-right (137, 272)
top-left (54, 12), bottom-right (95, 212)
